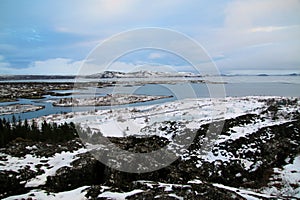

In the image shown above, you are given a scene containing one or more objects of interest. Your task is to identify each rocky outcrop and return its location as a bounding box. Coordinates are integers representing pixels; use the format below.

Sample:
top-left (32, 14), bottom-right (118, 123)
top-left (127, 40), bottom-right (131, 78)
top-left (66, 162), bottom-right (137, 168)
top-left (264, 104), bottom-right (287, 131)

top-left (85, 181), bottom-right (247, 200)
top-left (3, 138), bottom-right (84, 158)
top-left (0, 170), bottom-right (31, 198)
top-left (1, 99), bottom-right (300, 199)
top-left (42, 114), bottom-right (300, 198)
top-left (45, 153), bottom-right (106, 192)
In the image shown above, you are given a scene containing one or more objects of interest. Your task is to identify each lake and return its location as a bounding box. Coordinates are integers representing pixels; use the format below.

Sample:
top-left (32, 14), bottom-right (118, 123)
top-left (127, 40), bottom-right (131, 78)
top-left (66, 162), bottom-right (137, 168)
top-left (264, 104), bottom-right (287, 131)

top-left (0, 75), bottom-right (299, 121)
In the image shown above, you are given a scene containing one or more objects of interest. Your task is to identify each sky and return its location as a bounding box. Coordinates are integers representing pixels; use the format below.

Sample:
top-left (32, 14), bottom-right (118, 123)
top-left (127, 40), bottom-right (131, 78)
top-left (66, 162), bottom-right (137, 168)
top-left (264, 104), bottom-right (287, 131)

top-left (0, 0), bottom-right (299, 75)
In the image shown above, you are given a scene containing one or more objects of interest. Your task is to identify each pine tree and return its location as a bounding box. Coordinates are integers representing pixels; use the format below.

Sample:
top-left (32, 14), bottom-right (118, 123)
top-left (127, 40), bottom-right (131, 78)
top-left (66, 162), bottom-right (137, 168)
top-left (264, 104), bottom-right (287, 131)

top-left (0, 117), bottom-right (80, 146)
top-left (12, 115), bottom-right (16, 127)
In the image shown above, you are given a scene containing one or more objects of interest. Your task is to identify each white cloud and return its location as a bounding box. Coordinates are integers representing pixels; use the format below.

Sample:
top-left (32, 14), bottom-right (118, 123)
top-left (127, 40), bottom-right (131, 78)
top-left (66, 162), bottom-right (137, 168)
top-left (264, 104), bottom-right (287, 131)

top-left (81, 61), bottom-right (194, 74)
top-left (0, 56), bottom-right (194, 75)
top-left (148, 52), bottom-right (164, 59)
top-left (224, 0), bottom-right (300, 28)
top-left (215, 41), bottom-right (300, 72)
top-left (250, 26), bottom-right (291, 33)
top-left (0, 58), bottom-right (82, 75)
top-left (197, 0), bottom-right (300, 72)
top-left (52, 0), bottom-right (187, 35)
top-left (46, 0), bottom-right (300, 73)
top-left (1, 0), bottom-right (299, 74)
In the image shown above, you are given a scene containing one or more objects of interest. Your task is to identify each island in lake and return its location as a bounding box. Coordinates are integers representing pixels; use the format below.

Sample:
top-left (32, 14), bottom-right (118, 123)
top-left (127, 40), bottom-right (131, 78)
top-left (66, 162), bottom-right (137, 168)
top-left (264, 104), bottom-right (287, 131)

top-left (53, 94), bottom-right (173, 107)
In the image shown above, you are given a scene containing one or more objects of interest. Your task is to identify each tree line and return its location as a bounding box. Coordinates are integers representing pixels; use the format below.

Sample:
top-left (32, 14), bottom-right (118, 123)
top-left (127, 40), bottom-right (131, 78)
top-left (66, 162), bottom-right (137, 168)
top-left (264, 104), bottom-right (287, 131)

top-left (0, 116), bottom-right (85, 147)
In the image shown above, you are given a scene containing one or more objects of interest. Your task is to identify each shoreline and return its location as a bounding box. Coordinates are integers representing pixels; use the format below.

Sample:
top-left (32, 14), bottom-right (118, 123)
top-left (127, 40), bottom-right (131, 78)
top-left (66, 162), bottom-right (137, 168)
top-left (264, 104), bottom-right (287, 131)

top-left (52, 94), bottom-right (173, 107)
top-left (0, 104), bottom-right (45, 115)
top-left (0, 79), bottom-right (225, 102)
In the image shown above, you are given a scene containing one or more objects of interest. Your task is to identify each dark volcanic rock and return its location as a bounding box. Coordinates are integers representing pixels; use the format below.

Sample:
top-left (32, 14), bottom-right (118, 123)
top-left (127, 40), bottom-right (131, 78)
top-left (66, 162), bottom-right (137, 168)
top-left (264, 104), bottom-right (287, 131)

top-left (0, 168), bottom-right (38, 199)
top-left (87, 113), bottom-right (300, 193)
top-left (1, 98), bottom-right (299, 199)
top-left (0, 171), bottom-right (26, 199)
top-left (85, 181), bottom-right (246, 200)
top-left (43, 114), bottom-right (300, 197)
top-left (216, 118), bottom-right (300, 188)
top-left (3, 138), bottom-right (84, 157)
top-left (108, 135), bottom-right (170, 153)
top-left (45, 153), bottom-right (106, 192)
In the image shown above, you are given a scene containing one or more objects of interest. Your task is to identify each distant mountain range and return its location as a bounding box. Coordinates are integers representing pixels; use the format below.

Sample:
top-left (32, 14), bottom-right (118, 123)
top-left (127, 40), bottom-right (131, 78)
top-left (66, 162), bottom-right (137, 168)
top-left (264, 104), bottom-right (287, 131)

top-left (85, 70), bottom-right (200, 78)
top-left (221, 73), bottom-right (300, 77)
top-left (0, 75), bottom-right (76, 81)
top-left (0, 71), bottom-right (299, 81)
top-left (0, 71), bottom-right (201, 80)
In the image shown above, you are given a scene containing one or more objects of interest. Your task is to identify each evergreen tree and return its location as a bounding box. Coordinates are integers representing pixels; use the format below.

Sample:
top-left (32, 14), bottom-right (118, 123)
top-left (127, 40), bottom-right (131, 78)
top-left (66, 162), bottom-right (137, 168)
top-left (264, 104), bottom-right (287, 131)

top-left (11, 115), bottom-right (16, 127)
top-left (0, 117), bottom-right (80, 147)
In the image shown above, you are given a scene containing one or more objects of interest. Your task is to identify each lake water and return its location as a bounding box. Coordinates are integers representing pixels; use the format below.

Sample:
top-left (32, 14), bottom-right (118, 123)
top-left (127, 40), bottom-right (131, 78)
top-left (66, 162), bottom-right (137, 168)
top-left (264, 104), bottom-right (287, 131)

top-left (1, 76), bottom-right (299, 121)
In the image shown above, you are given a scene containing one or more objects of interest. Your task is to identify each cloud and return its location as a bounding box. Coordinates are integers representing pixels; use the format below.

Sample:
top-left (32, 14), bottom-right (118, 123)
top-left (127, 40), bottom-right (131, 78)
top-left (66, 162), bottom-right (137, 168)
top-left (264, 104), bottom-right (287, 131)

top-left (81, 60), bottom-right (194, 75)
top-left (106, 61), bottom-right (193, 73)
top-left (250, 26), bottom-right (293, 33)
top-left (1, 0), bottom-right (299, 75)
top-left (51, 0), bottom-right (189, 35)
top-left (198, 0), bottom-right (300, 72)
top-left (0, 58), bottom-right (82, 75)
top-left (0, 56), bottom-right (196, 75)
top-left (148, 52), bottom-right (164, 59)
top-left (224, 0), bottom-right (300, 28)
top-left (212, 0), bottom-right (300, 50)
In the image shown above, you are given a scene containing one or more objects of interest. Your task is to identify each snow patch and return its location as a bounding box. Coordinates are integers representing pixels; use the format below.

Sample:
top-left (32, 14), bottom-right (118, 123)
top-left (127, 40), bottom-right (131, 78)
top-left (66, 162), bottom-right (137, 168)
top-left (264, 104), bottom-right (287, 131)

top-left (98, 189), bottom-right (144, 200)
top-left (3, 186), bottom-right (89, 200)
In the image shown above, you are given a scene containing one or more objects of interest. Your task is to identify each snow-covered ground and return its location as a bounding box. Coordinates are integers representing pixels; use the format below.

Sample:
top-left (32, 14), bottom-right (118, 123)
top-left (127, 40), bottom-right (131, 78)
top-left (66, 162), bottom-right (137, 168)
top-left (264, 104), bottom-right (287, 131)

top-left (3, 186), bottom-right (89, 200)
top-left (53, 94), bottom-right (172, 107)
top-left (0, 148), bottom-right (88, 188)
top-left (262, 155), bottom-right (300, 198)
top-left (0, 104), bottom-right (44, 115)
top-left (86, 70), bottom-right (200, 79)
top-left (33, 96), bottom-right (299, 171)
top-left (38, 96), bottom-right (277, 138)
top-left (1, 96), bottom-right (300, 199)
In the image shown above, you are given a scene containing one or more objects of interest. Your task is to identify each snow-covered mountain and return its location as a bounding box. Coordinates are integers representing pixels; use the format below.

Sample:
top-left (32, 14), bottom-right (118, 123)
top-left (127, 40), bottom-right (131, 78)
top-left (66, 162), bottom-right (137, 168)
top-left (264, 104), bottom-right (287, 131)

top-left (86, 70), bottom-right (200, 78)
